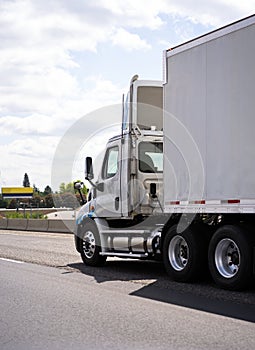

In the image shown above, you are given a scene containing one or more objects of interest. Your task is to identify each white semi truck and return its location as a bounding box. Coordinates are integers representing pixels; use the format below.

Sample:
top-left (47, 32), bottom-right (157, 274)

top-left (75, 15), bottom-right (255, 290)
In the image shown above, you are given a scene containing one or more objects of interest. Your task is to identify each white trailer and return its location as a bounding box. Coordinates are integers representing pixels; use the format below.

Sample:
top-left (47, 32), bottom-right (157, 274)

top-left (164, 14), bottom-right (255, 213)
top-left (162, 14), bottom-right (255, 289)
top-left (75, 15), bottom-right (255, 290)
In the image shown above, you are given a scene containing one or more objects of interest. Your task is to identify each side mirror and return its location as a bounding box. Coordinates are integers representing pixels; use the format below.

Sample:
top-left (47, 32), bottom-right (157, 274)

top-left (73, 181), bottom-right (86, 205)
top-left (73, 181), bottom-right (83, 190)
top-left (85, 157), bottom-right (94, 180)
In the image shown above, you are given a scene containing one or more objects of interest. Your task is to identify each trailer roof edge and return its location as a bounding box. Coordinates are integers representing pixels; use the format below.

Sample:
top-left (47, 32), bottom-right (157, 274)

top-left (166, 14), bottom-right (255, 56)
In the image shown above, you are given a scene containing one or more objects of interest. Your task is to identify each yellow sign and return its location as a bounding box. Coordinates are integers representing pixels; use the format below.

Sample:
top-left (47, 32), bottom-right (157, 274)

top-left (1, 187), bottom-right (34, 198)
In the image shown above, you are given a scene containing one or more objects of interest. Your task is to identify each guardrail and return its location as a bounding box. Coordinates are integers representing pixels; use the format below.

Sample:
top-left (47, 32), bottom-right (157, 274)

top-left (0, 218), bottom-right (75, 234)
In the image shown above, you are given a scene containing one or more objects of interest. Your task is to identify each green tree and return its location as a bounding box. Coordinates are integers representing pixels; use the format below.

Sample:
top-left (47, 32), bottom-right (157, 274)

top-left (8, 199), bottom-right (17, 209)
top-left (56, 181), bottom-right (87, 207)
top-left (45, 194), bottom-right (54, 207)
top-left (33, 184), bottom-right (40, 194)
top-left (59, 181), bottom-right (87, 195)
top-left (31, 194), bottom-right (41, 207)
top-left (0, 195), bottom-right (7, 208)
top-left (61, 193), bottom-right (79, 209)
top-left (53, 194), bottom-right (63, 208)
top-left (44, 185), bottom-right (52, 196)
top-left (74, 180), bottom-right (88, 196)
top-left (23, 173), bottom-right (30, 187)
top-left (59, 182), bottom-right (66, 194)
top-left (65, 182), bottom-right (73, 193)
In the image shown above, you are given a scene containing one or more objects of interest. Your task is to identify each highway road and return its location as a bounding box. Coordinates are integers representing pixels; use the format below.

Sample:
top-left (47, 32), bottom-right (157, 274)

top-left (0, 229), bottom-right (255, 349)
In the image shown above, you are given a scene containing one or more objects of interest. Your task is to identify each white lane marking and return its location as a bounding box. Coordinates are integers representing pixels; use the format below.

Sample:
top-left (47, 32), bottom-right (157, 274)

top-left (0, 257), bottom-right (24, 264)
top-left (0, 232), bottom-right (72, 238)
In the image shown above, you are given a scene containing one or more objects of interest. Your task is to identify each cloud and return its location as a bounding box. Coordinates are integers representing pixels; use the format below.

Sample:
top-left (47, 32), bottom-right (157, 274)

top-left (160, 0), bottom-right (255, 26)
top-left (0, 136), bottom-right (59, 189)
top-left (1, 0), bottom-right (254, 189)
top-left (0, 73), bottom-right (125, 188)
top-left (0, 75), bottom-right (125, 137)
top-left (0, 114), bottom-right (56, 136)
top-left (1, 0), bottom-right (253, 121)
top-left (0, 0), bottom-right (147, 128)
top-left (95, 0), bottom-right (165, 29)
top-left (0, 0), bottom-right (112, 54)
top-left (111, 28), bottom-right (151, 52)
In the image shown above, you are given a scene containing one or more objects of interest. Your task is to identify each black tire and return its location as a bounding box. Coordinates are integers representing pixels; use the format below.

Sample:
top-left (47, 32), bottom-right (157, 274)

top-left (79, 220), bottom-right (106, 267)
top-left (162, 224), bottom-right (208, 282)
top-left (208, 225), bottom-right (253, 290)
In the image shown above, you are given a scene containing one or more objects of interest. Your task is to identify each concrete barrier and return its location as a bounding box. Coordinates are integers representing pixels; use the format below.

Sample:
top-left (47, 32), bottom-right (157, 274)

top-left (0, 218), bottom-right (8, 229)
top-left (26, 219), bottom-right (49, 232)
top-left (47, 219), bottom-right (75, 234)
top-left (0, 218), bottom-right (75, 234)
top-left (7, 218), bottom-right (28, 231)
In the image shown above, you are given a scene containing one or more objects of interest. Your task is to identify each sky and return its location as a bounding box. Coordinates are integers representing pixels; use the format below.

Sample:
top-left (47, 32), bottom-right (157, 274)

top-left (0, 0), bottom-right (254, 191)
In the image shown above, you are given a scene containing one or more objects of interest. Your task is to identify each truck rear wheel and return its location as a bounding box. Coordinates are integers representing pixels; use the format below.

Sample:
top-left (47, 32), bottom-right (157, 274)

top-left (80, 220), bottom-right (106, 267)
top-left (163, 225), bottom-right (207, 282)
top-left (208, 225), bottom-right (253, 290)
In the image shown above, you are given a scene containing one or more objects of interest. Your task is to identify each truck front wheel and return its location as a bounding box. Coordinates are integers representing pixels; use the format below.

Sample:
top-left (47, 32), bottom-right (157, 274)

top-left (163, 225), bottom-right (207, 282)
top-left (79, 220), bottom-right (106, 267)
top-left (208, 225), bottom-right (253, 290)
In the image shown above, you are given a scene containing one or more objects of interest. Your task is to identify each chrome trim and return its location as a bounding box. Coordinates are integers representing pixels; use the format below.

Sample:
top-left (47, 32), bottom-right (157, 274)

top-left (100, 252), bottom-right (148, 258)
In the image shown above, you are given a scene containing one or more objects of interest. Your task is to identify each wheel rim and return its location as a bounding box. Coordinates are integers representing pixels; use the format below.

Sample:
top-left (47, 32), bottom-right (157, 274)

top-left (83, 230), bottom-right (96, 259)
top-left (168, 235), bottom-right (189, 271)
top-left (215, 238), bottom-right (240, 278)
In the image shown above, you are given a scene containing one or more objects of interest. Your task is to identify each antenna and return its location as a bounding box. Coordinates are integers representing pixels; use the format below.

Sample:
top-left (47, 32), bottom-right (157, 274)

top-left (121, 93), bottom-right (124, 138)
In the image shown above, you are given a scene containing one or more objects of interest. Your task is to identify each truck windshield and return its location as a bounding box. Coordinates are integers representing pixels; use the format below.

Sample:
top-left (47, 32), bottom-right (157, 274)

top-left (139, 142), bottom-right (163, 173)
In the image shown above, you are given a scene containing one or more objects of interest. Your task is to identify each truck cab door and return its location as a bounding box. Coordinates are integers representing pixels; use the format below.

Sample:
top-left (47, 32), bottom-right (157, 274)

top-left (95, 140), bottom-right (122, 217)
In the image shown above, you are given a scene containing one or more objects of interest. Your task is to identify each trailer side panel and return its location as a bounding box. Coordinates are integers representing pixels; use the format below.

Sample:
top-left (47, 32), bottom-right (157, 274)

top-left (164, 17), bottom-right (255, 208)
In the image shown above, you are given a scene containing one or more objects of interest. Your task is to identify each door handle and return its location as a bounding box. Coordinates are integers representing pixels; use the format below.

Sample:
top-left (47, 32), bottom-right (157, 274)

top-left (115, 197), bottom-right (120, 210)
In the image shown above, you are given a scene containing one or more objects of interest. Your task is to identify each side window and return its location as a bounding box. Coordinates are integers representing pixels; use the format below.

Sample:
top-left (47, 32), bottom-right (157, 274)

top-left (102, 146), bottom-right (119, 179)
top-left (139, 142), bottom-right (163, 173)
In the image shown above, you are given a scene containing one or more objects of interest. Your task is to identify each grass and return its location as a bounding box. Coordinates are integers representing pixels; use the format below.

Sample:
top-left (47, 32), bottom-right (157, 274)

top-left (5, 212), bottom-right (46, 219)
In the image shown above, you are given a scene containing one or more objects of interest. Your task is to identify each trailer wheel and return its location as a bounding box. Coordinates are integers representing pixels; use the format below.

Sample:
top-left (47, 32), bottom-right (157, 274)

top-left (163, 225), bottom-right (207, 282)
top-left (80, 220), bottom-right (106, 267)
top-left (208, 225), bottom-right (253, 290)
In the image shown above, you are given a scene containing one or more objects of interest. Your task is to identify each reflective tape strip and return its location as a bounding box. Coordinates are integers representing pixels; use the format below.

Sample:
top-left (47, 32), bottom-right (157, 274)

top-left (166, 199), bottom-right (248, 206)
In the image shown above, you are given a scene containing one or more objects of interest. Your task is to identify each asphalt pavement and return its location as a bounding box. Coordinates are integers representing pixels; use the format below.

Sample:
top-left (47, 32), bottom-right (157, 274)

top-left (0, 229), bottom-right (255, 349)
